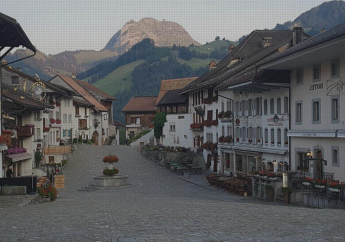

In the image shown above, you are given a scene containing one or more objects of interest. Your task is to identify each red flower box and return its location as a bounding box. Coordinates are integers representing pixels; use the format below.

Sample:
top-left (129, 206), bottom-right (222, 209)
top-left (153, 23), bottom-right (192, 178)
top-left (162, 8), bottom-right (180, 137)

top-left (50, 119), bottom-right (56, 124)
top-left (212, 120), bottom-right (218, 126)
top-left (56, 102), bottom-right (61, 107)
top-left (56, 119), bottom-right (62, 124)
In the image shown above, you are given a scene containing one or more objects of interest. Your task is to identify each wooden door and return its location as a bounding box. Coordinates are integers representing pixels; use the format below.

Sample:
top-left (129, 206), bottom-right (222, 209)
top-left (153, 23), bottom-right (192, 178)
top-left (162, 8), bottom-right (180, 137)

top-left (92, 131), bottom-right (99, 145)
top-left (213, 153), bottom-right (218, 172)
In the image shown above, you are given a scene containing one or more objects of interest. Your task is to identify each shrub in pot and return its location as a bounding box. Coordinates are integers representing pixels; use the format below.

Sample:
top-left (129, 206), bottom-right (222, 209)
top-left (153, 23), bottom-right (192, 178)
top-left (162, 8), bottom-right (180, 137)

top-left (281, 186), bottom-right (293, 204)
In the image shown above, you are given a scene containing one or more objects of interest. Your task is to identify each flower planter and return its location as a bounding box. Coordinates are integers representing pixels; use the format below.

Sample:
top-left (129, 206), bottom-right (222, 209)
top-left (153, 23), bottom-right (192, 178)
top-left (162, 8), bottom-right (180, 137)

top-left (315, 185), bottom-right (325, 189)
top-left (302, 182), bottom-right (311, 186)
top-left (328, 187), bottom-right (340, 192)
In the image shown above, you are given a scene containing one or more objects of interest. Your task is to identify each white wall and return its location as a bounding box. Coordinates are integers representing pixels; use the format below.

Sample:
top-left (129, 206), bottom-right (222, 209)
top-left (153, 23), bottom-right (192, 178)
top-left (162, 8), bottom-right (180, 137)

top-left (162, 113), bottom-right (194, 148)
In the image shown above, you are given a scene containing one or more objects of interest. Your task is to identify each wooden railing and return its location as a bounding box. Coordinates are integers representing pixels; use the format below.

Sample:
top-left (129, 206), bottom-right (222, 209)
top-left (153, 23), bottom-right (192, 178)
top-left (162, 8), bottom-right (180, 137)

top-left (43, 145), bottom-right (71, 155)
top-left (17, 126), bottom-right (34, 137)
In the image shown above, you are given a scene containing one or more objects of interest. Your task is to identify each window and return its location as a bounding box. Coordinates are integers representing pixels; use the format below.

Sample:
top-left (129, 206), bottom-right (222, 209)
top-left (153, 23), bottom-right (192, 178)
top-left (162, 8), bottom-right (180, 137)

top-left (248, 127), bottom-right (253, 140)
top-left (206, 133), bottom-right (213, 142)
top-left (49, 111), bottom-right (54, 119)
top-left (296, 101), bottom-right (302, 124)
top-left (34, 110), bottom-right (41, 120)
top-left (270, 129), bottom-right (274, 145)
top-left (75, 106), bottom-right (80, 116)
top-left (63, 129), bottom-right (66, 137)
top-left (235, 101), bottom-right (239, 116)
top-left (65, 99), bottom-right (70, 107)
top-left (236, 127), bottom-right (240, 140)
top-left (136, 118), bottom-right (140, 124)
top-left (85, 107), bottom-right (87, 116)
top-left (170, 124), bottom-right (176, 132)
top-left (56, 111), bottom-right (60, 120)
top-left (248, 99), bottom-right (252, 116)
top-left (296, 68), bottom-right (303, 84)
top-left (63, 114), bottom-right (67, 123)
top-left (227, 101), bottom-right (231, 112)
top-left (277, 128), bottom-right (281, 145)
top-left (36, 128), bottom-right (41, 140)
top-left (207, 110), bottom-right (212, 121)
top-left (222, 126), bottom-right (225, 136)
top-left (284, 129), bottom-right (288, 146)
top-left (264, 129), bottom-right (268, 144)
top-left (241, 127), bottom-right (246, 141)
top-left (277, 98), bottom-right (281, 115)
top-left (68, 129), bottom-right (71, 137)
top-left (331, 96), bottom-right (339, 123)
top-left (78, 119), bottom-right (87, 129)
top-left (255, 98), bottom-right (260, 115)
top-left (312, 99), bottom-right (321, 124)
top-left (68, 114), bottom-right (72, 123)
top-left (332, 146), bottom-right (339, 167)
top-left (264, 100), bottom-right (268, 115)
top-left (221, 102), bottom-right (224, 112)
top-left (256, 127), bottom-right (261, 141)
top-left (331, 59), bottom-right (340, 78)
top-left (284, 97), bottom-right (288, 114)
top-left (313, 64), bottom-right (321, 81)
top-left (270, 99), bottom-right (274, 114)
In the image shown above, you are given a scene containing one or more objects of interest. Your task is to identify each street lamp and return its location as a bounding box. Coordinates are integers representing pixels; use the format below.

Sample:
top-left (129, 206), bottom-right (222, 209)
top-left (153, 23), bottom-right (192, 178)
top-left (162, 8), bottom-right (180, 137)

top-left (273, 114), bottom-right (279, 123)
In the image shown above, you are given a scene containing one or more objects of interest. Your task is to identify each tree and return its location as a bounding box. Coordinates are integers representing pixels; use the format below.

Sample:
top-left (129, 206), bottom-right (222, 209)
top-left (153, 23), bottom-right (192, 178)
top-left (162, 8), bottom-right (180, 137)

top-left (215, 36), bottom-right (220, 41)
top-left (222, 37), bottom-right (226, 41)
top-left (154, 112), bottom-right (167, 139)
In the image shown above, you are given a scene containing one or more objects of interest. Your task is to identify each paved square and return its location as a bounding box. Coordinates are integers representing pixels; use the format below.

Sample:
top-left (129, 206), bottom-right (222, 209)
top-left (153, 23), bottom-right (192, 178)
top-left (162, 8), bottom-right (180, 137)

top-left (0, 145), bottom-right (344, 242)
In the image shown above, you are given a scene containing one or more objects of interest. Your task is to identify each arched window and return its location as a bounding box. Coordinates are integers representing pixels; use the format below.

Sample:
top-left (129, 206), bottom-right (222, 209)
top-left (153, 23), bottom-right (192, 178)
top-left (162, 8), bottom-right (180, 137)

top-left (270, 128), bottom-right (275, 145)
top-left (270, 99), bottom-right (274, 114)
top-left (284, 129), bottom-right (288, 146)
top-left (264, 99), bottom-right (268, 115)
top-left (277, 128), bottom-right (281, 146)
top-left (284, 97), bottom-right (289, 114)
top-left (264, 129), bottom-right (268, 144)
top-left (277, 98), bottom-right (281, 114)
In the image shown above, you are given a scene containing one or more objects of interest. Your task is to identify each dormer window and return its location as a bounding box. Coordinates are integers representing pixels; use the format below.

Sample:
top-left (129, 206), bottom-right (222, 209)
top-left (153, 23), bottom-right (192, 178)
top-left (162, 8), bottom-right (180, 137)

top-left (262, 37), bottom-right (272, 48)
top-left (11, 76), bottom-right (19, 85)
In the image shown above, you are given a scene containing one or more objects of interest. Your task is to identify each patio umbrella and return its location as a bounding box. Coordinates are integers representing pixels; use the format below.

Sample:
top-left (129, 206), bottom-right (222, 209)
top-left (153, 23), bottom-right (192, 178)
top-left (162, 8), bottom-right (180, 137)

top-left (176, 136), bottom-right (180, 144)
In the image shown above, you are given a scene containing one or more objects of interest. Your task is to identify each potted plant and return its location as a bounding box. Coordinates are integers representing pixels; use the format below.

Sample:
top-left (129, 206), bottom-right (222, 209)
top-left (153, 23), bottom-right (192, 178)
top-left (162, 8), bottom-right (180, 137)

top-left (281, 186), bottom-right (293, 204)
top-left (218, 136), bottom-right (224, 143)
top-left (56, 119), bottom-right (62, 124)
top-left (223, 136), bottom-right (232, 143)
top-left (43, 127), bottom-right (50, 132)
top-left (236, 137), bottom-right (239, 142)
top-left (218, 111), bottom-right (224, 119)
top-left (212, 120), bottom-right (218, 126)
top-left (103, 154), bottom-right (119, 169)
top-left (50, 118), bottom-right (56, 124)
top-left (223, 111), bottom-right (231, 118)
top-left (314, 179), bottom-right (327, 188)
top-left (302, 177), bottom-right (312, 186)
top-left (265, 184), bottom-right (274, 202)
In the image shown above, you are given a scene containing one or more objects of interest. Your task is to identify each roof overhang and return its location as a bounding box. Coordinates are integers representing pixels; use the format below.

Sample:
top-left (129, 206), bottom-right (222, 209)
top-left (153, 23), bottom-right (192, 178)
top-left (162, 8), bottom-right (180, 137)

top-left (0, 12), bottom-right (36, 61)
top-left (6, 152), bottom-right (32, 162)
top-left (261, 37), bottom-right (345, 70)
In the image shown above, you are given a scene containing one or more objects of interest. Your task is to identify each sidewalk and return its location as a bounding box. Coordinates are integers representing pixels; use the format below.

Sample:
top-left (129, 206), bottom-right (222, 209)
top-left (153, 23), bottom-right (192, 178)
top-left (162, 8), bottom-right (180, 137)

top-left (0, 194), bottom-right (39, 208)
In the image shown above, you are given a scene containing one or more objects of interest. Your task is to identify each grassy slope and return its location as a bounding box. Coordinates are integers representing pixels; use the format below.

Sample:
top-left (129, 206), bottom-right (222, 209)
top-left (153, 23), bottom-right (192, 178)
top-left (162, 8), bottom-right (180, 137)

top-left (93, 60), bottom-right (146, 96)
top-left (189, 40), bottom-right (238, 54)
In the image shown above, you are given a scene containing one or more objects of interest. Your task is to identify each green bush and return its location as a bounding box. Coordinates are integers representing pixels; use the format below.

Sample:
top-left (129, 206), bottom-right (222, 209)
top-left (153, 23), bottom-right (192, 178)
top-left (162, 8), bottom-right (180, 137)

top-left (265, 185), bottom-right (274, 191)
top-left (87, 140), bottom-right (92, 145)
top-left (73, 138), bottom-right (78, 143)
top-left (282, 186), bottom-right (293, 193)
top-left (78, 138), bottom-right (82, 143)
top-left (153, 112), bottom-right (167, 139)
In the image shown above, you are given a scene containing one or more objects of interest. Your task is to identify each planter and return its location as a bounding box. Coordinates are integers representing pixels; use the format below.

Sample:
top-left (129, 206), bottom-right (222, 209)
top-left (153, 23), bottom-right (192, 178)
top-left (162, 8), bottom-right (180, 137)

top-left (329, 187), bottom-right (340, 192)
top-left (283, 191), bottom-right (291, 204)
top-left (315, 185), bottom-right (325, 189)
top-left (266, 189), bottom-right (274, 202)
top-left (93, 175), bottom-right (128, 187)
top-left (302, 182), bottom-right (311, 186)
top-left (108, 164), bottom-right (114, 170)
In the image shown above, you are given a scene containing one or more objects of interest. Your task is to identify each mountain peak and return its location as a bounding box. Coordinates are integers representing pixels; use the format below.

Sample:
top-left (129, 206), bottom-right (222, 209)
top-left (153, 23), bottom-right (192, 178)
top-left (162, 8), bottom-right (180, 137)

top-left (103, 18), bottom-right (200, 54)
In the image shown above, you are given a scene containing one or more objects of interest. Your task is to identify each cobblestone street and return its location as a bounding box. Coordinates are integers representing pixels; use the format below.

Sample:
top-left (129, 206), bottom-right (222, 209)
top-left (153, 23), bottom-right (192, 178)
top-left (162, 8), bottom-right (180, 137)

top-left (1, 145), bottom-right (345, 242)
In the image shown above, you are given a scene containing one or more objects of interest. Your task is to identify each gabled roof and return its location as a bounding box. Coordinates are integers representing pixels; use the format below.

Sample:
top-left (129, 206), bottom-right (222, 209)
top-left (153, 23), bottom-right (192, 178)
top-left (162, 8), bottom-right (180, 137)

top-left (180, 30), bottom-right (296, 93)
top-left (74, 80), bottom-right (117, 101)
top-left (122, 96), bottom-right (157, 113)
top-left (156, 77), bottom-right (197, 105)
top-left (262, 22), bottom-right (345, 67)
top-left (157, 89), bottom-right (187, 106)
top-left (2, 83), bottom-right (53, 110)
top-left (56, 75), bottom-right (108, 112)
top-left (0, 12), bottom-right (36, 53)
top-left (2, 66), bottom-right (69, 96)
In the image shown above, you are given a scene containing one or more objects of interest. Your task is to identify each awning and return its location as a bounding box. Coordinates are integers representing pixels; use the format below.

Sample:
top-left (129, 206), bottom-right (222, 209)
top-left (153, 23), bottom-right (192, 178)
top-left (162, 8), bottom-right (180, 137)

top-left (288, 129), bottom-right (337, 138)
top-left (6, 152), bottom-right (32, 162)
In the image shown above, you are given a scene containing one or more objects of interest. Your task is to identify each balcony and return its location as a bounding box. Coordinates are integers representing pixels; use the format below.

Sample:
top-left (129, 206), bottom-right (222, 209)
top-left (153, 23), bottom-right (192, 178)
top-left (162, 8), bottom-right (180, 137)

top-left (17, 126), bottom-right (34, 137)
top-left (43, 145), bottom-right (71, 155)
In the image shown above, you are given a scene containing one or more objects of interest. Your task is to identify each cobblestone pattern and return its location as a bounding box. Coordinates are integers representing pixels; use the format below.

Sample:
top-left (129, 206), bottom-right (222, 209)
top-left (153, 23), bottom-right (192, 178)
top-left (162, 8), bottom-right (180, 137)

top-left (0, 144), bottom-right (344, 242)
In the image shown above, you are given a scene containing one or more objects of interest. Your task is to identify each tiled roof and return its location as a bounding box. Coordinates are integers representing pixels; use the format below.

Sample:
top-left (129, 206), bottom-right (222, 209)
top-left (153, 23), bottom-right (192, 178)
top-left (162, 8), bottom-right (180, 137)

top-left (57, 75), bottom-right (108, 112)
top-left (263, 22), bottom-right (345, 65)
top-left (181, 30), bottom-right (295, 93)
top-left (73, 97), bottom-right (94, 107)
top-left (156, 77), bottom-right (197, 105)
top-left (157, 89), bottom-right (187, 105)
top-left (122, 96), bottom-right (157, 113)
top-left (74, 80), bottom-right (117, 101)
top-left (113, 120), bottom-right (125, 127)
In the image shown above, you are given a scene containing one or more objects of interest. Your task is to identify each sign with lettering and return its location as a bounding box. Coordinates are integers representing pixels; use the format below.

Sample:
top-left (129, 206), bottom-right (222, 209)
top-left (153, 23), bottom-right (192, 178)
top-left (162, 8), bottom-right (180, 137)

top-left (309, 83), bottom-right (323, 91)
top-left (327, 78), bottom-right (345, 95)
top-left (54, 174), bottom-right (65, 189)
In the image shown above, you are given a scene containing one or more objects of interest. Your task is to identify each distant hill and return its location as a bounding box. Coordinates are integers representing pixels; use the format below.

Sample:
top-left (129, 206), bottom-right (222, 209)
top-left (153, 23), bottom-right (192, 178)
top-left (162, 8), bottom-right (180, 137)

top-left (273, 0), bottom-right (345, 36)
top-left (103, 18), bottom-right (200, 54)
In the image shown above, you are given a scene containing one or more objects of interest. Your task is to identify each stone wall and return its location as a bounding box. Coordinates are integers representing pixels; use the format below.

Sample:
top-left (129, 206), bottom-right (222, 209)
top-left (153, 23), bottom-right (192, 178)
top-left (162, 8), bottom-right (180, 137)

top-left (141, 149), bottom-right (194, 165)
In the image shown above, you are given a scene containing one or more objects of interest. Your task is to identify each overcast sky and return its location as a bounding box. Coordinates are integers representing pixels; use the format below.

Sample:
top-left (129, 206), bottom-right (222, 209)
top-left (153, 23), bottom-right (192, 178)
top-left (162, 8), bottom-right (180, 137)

top-left (1, 0), bottom-right (330, 55)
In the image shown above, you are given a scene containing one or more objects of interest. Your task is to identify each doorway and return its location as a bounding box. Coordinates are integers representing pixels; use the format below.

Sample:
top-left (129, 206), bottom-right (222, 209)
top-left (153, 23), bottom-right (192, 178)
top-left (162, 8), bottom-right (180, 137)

top-left (315, 150), bottom-right (323, 179)
top-left (213, 153), bottom-right (218, 173)
top-left (92, 131), bottom-right (99, 145)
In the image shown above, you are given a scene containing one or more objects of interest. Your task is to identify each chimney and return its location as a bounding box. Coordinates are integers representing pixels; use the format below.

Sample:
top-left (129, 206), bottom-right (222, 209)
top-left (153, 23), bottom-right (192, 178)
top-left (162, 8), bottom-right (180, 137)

top-left (293, 26), bottom-right (304, 45)
top-left (228, 44), bottom-right (235, 52)
top-left (70, 72), bottom-right (77, 79)
top-left (262, 37), bottom-right (272, 48)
